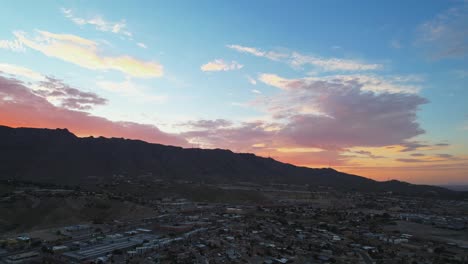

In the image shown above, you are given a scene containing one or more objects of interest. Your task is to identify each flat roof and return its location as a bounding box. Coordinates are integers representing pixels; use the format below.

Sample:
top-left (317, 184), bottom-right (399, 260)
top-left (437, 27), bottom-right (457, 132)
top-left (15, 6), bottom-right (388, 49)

top-left (62, 234), bottom-right (157, 261)
top-left (63, 240), bottom-right (139, 260)
top-left (7, 251), bottom-right (39, 261)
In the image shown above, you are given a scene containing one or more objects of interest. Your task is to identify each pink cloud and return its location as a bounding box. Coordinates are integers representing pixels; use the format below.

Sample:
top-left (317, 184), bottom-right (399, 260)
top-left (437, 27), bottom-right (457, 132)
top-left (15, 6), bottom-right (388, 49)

top-left (181, 74), bottom-right (429, 167)
top-left (259, 74), bottom-right (428, 149)
top-left (0, 76), bottom-right (187, 146)
top-left (182, 121), bottom-right (273, 150)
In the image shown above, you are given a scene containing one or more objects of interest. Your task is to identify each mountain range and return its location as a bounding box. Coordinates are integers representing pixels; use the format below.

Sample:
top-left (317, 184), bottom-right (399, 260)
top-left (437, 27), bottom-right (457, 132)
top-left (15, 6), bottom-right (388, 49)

top-left (0, 125), bottom-right (464, 198)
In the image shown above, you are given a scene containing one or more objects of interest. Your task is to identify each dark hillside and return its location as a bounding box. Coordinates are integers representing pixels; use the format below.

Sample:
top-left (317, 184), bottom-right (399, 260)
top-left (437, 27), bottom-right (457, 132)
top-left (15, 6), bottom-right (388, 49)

top-left (0, 125), bottom-right (463, 198)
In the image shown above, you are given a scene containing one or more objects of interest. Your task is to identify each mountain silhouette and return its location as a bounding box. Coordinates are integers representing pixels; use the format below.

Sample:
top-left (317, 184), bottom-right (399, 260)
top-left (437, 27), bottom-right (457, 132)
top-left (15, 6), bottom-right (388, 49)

top-left (0, 125), bottom-right (463, 198)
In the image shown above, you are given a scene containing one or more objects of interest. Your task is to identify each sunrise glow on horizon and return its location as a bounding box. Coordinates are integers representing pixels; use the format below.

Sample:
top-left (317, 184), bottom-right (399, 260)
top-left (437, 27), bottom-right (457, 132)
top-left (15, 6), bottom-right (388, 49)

top-left (1, 1), bottom-right (467, 185)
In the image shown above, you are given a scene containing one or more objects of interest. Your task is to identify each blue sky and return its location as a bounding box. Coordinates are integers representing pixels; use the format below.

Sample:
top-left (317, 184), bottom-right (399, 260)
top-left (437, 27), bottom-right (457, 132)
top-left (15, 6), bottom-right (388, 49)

top-left (0, 0), bottom-right (467, 184)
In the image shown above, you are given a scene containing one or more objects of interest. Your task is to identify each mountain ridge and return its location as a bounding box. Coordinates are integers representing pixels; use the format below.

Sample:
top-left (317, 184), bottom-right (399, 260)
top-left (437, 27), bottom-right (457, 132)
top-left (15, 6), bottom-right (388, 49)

top-left (0, 125), bottom-right (464, 198)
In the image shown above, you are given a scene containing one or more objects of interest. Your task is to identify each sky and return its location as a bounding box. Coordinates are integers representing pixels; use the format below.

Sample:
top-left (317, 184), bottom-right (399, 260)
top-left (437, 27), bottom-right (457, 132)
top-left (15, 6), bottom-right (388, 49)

top-left (0, 0), bottom-right (467, 185)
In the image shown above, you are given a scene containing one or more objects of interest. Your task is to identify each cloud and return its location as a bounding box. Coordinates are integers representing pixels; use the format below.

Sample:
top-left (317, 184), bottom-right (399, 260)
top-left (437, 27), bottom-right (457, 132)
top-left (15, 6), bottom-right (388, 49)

top-left (181, 120), bottom-right (350, 167)
top-left (35, 76), bottom-right (107, 110)
top-left (259, 73), bottom-right (422, 94)
top-left (182, 73), bottom-right (428, 168)
top-left (289, 52), bottom-right (382, 71)
top-left (182, 121), bottom-right (273, 149)
top-left (251, 89), bottom-right (261, 94)
top-left (0, 63), bottom-right (44, 80)
top-left (348, 149), bottom-right (385, 159)
top-left (0, 75), bottom-right (186, 146)
top-left (268, 149), bottom-right (347, 167)
top-left (228, 44), bottom-right (381, 72)
top-left (226, 44), bottom-right (289, 61)
top-left (258, 74), bottom-right (290, 90)
top-left (396, 158), bottom-right (429, 163)
top-left (436, 153), bottom-right (454, 159)
top-left (14, 30), bottom-right (163, 78)
top-left (398, 141), bottom-right (450, 152)
top-left (276, 147), bottom-right (324, 153)
top-left (258, 74), bottom-right (427, 149)
top-left (137, 42), bottom-right (147, 49)
top-left (396, 153), bottom-right (459, 163)
top-left (61, 8), bottom-right (132, 37)
top-left (0, 63), bottom-right (106, 110)
top-left (247, 75), bottom-right (257, 85)
top-left (0, 39), bottom-right (25, 52)
top-left (410, 153), bottom-right (425, 157)
top-left (177, 119), bottom-right (233, 130)
top-left (201, 59), bottom-right (243, 72)
top-left (417, 3), bottom-right (468, 59)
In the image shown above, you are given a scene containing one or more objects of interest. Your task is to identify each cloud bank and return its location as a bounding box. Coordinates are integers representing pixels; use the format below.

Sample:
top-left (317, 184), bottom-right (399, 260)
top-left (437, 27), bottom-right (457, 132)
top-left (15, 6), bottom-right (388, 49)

top-left (180, 73), bottom-right (428, 167)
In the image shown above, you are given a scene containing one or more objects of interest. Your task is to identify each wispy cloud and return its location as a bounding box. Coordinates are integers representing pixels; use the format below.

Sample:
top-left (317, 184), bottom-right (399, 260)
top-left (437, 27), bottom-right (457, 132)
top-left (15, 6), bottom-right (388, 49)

top-left (417, 3), bottom-right (468, 59)
top-left (61, 8), bottom-right (132, 37)
top-left (398, 141), bottom-right (450, 152)
top-left (396, 158), bottom-right (429, 163)
top-left (251, 89), bottom-right (261, 94)
top-left (347, 149), bottom-right (385, 159)
top-left (258, 74), bottom-right (290, 90)
top-left (0, 39), bottom-right (25, 52)
top-left (0, 63), bottom-right (44, 80)
top-left (290, 52), bottom-right (382, 71)
top-left (228, 44), bottom-right (382, 72)
top-left (201, 59), bottom-right (243, 72)
top-left (436, 153), bottom-right (454, 159)
top-left (14, 30), bottom-right (163, 78)
top-left (259, 73), bottom-right (422, 94)
top-left (137, 42), bottom-right (147, 49)
top-left (246, 75), bottom-right (257, 85)
top-left (227, 44), bottom-right (288, 61)
top-left (396, 153), bottom-right (459, 163)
